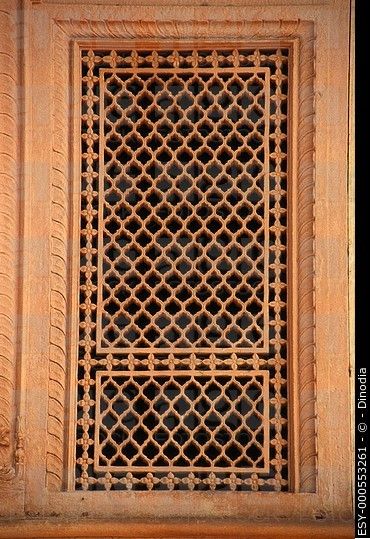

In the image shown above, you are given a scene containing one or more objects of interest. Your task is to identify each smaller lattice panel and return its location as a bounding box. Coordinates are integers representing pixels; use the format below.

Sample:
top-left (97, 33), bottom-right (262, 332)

top-left (95, 371), bottom-right (269, 473)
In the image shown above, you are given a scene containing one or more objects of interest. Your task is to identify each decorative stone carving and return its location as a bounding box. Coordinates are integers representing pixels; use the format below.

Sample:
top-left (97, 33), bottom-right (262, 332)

top-left (0, 0), bottom-right (18, 487)
top-left (0, 0), bottom-right (352, 533)
top-left (50, 17), bottom-right (316, 494)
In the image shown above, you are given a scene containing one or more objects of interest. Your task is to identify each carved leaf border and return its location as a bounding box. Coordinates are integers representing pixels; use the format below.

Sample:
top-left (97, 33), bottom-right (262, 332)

top-left (0, 1), bottom-right (19, 483)
top-left (47, 18), bottom-right (316, 493)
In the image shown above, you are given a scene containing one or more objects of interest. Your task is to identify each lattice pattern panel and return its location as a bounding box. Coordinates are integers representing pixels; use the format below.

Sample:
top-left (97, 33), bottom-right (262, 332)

top-left (97, 67), bottom-right (269, 353)
top-left (77, 46), bottom-right (289, 491)
top-left (95, 371), bottom-right (269, 472)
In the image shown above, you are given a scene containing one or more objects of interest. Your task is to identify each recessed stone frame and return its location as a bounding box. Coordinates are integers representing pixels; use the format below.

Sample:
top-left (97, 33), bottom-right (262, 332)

top-left (41, 18), bottom-right (316, 496)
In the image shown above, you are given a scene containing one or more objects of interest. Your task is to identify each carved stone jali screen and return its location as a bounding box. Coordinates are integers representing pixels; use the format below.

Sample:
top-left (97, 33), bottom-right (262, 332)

top-left (0, 1), bottom-right (353, 535)
top-left (77, 46), bottom-right (288, 491)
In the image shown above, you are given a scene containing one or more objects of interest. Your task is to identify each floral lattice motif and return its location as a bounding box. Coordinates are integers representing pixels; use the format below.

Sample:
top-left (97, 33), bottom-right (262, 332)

top-left (77, 47), bottom-right (289, 492)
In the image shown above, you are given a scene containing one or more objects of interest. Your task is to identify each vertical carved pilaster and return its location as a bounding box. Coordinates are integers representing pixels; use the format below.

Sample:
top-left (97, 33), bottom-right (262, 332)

top-left (0, 0), bottom-right (18, 481)
top-left (296, 23), bottom-right (316, 493)
top-left (46, 24), bottom-right (69, 491)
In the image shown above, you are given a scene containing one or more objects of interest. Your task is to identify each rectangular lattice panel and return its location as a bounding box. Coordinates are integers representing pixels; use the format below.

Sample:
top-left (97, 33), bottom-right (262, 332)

top-left (77, 46), bottom-right (289, 491)
top-left (95, 371), bottom-right (269, 473)
top-left (97, 66), bottom-right (270, 353)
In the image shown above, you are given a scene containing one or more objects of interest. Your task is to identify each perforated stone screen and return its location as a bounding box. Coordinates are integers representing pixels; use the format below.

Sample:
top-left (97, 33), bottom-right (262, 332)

top-left (77, 46), bottom-right (288, 491)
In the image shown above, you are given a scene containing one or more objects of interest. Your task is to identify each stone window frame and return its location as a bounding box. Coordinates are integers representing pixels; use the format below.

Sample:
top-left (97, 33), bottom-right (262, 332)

top-left (0, 0), bottom-right (352, 536)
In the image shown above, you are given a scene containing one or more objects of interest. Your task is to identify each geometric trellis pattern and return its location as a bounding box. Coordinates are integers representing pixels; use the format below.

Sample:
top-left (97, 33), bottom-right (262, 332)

top-left (97, 67), bottom-right (269, 352)
top-left (77, 46), bottom-right (289, 492)
top-left (95, 371), bottom-right (269, 473)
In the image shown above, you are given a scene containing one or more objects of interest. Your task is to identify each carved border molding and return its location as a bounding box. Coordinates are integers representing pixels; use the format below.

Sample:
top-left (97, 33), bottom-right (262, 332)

top-left (55, 18), bottom-right (307, 40)
top-left (48, 17), bottom-right (316, 493)
top-left (0, 0), bottom-right (19, 484)
top-left (295, 23), bottom-right (316, 493)
top-left (46, 22), bottom-right (70, 491)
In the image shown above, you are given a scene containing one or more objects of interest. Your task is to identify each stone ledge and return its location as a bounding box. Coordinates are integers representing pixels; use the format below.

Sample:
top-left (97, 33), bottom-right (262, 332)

top-left (0, 518), bottom-right (354, 538)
